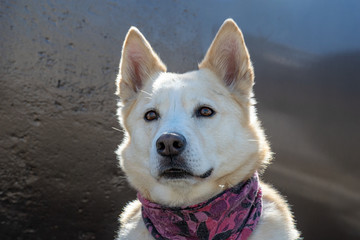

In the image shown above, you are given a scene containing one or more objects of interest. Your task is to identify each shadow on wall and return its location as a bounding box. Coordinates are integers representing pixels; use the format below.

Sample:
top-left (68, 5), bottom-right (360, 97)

top-left (250, 37), bottom-right (360, 240)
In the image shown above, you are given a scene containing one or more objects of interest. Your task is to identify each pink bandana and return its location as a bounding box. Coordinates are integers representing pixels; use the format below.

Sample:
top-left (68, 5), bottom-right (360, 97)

top-left (138, 173), bottom-right (262, 240)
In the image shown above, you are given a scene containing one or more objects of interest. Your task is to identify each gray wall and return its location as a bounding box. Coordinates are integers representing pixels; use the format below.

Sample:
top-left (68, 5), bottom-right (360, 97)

top-left (1, 0), bottom-right (359, 239)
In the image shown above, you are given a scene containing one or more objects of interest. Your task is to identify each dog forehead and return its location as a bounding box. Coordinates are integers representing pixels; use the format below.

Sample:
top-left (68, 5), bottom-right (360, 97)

top-left (147, 70), bottom-right (227, 99)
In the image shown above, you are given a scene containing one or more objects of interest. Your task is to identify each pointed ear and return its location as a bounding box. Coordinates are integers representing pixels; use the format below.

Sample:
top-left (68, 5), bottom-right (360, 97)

top-left (116, 27), bottom-right (166, 102)
top-left (199, 19), bottom-right (254, 96)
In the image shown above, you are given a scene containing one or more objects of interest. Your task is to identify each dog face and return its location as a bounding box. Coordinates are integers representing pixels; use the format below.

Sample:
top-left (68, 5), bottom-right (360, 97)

top-left (116, 19), bottom-right (270, 206)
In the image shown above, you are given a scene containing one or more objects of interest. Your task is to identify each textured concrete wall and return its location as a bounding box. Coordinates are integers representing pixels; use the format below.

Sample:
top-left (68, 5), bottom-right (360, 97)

top-left (0, 1), bottom-right (128, 239)
top-left (1, 1), bottom-right (359, 240)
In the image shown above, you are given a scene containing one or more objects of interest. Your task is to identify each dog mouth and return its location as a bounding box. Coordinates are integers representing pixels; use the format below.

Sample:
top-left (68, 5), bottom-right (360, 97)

top-left (159, 168), bottom-right (213, 180)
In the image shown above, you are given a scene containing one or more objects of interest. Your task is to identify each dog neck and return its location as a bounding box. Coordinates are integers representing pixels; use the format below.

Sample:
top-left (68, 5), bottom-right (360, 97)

top-left (138, 173), bottom-right (262, 240)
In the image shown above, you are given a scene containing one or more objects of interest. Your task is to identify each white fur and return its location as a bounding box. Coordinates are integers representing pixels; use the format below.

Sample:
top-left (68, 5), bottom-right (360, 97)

top-left (116, 19), bottom-right (300, 239)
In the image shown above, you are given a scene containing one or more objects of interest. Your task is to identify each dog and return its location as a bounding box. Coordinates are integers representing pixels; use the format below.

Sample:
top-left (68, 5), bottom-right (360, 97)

top-left (115, 19), bottom-right (300, 240)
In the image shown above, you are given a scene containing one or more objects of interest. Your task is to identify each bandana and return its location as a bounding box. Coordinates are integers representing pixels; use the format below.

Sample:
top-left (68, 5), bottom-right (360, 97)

top-left (138, 173), bottom-right (262, 240)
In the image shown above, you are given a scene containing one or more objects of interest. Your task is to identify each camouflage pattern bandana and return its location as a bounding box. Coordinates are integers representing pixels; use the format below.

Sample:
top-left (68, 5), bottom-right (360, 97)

top-left (138, 173), bottom-right (262, 240)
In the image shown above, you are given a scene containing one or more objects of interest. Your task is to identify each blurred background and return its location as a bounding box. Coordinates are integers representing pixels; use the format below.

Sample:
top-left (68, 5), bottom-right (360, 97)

top-left (1, 0), bottom-right (359, 239)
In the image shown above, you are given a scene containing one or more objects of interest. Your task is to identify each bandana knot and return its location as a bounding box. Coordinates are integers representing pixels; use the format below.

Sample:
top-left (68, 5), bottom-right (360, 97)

top-left (138, 173), bottom-right (262, 240)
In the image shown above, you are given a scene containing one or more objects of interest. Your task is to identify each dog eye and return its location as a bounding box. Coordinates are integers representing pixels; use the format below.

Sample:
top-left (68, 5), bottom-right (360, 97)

top-left (197, 106), bottom-right (215, 117)
top-left (144, 110), bottom-right (159, 121)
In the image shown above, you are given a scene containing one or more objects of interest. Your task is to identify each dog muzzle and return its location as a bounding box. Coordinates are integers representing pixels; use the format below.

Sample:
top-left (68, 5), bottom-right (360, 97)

top-left (138, 173), bottom-right (262, 240)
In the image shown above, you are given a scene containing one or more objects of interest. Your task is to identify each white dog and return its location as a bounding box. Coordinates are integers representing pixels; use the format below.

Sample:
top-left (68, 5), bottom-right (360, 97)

top-left (115, 19), bottom-right (300, 240)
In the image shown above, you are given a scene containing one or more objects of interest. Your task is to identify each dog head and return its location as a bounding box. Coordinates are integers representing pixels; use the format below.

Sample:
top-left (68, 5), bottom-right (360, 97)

top-left (116, 19), bottom-right (271, 206)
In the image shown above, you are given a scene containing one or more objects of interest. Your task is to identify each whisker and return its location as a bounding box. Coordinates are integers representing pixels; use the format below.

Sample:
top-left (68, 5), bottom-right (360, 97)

top-left (112, 127), bottom-right (124, 133)
top-left (140, 90), bottom-right (152, 97)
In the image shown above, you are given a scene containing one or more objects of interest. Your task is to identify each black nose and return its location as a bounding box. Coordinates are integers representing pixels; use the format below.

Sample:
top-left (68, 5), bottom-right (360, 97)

top-left (156, 132), bottom-right (186, 156)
